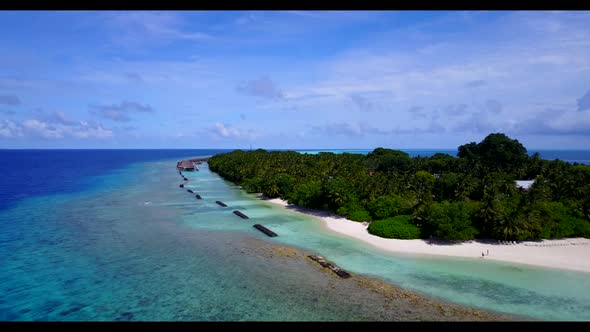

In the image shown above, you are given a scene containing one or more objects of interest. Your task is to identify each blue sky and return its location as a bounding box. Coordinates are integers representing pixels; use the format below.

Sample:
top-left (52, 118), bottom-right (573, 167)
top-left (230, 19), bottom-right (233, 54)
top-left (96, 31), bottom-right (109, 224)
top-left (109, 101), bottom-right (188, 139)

top-left (1, 11), bottom-right (590, 149)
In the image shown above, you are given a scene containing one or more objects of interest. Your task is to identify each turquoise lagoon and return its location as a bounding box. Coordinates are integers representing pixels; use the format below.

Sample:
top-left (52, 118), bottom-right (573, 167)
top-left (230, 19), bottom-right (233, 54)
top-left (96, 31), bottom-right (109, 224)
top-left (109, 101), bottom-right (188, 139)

top-left (1, 153), bottom-right (590, 321)
top-left (182, 162), bottom-right (590, 321)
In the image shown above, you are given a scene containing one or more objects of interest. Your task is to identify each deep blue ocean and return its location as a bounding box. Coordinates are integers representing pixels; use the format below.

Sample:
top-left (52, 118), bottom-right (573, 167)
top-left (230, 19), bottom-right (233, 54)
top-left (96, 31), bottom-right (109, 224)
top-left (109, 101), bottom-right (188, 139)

top-left (0, 150), bottom-right (231, 212)
top-left (1, 149), bottom-right (590, 321)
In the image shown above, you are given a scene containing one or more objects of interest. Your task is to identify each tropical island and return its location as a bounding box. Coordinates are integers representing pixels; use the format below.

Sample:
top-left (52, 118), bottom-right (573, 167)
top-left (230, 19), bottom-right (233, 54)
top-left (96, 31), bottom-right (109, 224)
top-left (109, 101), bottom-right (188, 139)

top-left (209, 133), bottom-right (590, 243)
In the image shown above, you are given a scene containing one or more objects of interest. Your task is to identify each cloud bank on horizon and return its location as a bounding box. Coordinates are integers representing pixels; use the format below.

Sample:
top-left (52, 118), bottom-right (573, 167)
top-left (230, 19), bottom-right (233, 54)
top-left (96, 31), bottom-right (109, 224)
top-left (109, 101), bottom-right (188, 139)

top-left (1, 10), bottom-right (590, 149)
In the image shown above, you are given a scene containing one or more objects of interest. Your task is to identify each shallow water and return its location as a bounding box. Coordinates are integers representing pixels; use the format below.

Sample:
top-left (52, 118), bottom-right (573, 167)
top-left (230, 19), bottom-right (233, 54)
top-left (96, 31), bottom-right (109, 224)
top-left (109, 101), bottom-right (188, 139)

top-left (0, 159), bottom-right (399, 321)
top-left (1, 154), bottom-right (589, 321)
top-left (182, 163), bottom-right (590, 321)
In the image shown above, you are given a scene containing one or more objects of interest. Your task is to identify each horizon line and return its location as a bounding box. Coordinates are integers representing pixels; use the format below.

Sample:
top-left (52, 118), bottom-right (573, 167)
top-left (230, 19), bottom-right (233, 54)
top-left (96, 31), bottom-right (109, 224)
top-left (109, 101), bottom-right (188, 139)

top-left (1, 147), bottom-right (589, 151)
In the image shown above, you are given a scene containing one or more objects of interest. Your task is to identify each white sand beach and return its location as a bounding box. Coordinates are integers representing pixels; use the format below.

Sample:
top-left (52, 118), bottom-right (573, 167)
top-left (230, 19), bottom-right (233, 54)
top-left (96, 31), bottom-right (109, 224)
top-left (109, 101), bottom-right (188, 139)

top-left (262, 197), bottom-right (590, 273)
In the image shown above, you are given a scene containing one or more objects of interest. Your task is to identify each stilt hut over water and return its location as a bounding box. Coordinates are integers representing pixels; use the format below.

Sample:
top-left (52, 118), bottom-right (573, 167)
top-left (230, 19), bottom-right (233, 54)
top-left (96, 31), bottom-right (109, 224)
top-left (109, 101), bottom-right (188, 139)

top-left (176, 160), bottom-right (196, 171)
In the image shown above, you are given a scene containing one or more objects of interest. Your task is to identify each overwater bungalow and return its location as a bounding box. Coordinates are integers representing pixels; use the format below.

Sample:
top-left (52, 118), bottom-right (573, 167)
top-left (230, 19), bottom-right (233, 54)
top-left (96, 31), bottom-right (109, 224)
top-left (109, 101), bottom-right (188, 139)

top-left (176, 160), bottom-right (196, 171)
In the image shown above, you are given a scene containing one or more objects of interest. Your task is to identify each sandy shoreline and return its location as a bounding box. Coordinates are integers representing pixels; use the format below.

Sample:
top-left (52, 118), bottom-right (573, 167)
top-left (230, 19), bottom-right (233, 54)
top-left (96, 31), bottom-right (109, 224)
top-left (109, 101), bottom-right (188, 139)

top-left (245, 238), bottom-right (519, 321)
top-left (261, 197), bottom-right (590, 273)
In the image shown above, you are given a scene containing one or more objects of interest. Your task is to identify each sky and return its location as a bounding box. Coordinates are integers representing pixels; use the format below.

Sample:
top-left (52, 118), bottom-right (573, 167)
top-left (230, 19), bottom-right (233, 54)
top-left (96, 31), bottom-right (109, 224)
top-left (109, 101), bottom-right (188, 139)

top-left (1, 10), bottom-right (590, 149)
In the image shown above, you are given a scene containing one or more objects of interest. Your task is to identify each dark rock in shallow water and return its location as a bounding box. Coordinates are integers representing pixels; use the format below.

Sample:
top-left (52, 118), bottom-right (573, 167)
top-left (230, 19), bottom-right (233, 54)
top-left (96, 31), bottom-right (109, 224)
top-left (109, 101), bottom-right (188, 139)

top-left (216, 201), bottom-right (227, 207)
top-left (317, 260), bottom-right (330, 268)
top-left (179, 184), bottom-right (184, 188)
top-left (253, 224), bottom-right (278, 237)
top-left (333, 268), bottom-right (351, 279)
top-left (187, 189), bottom-right (194, 194)
top-left (195, 194), bottom-right (202, 199)
top-left (308, 255), bottom-right (351, 279)
top-left (233, 210), bottom-right (249, 219)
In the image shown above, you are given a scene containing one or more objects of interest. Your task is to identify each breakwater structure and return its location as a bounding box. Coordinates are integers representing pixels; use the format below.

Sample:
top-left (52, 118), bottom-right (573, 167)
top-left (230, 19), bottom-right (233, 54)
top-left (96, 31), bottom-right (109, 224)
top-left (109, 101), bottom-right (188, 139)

top-left (253, 224), bottom-right (278, 237)
top-left (308, 255), bottom-right (352, 279)
top-left (187, 189), bottom-right (194, 194)
top-left (195, 194), bottom-right (202, 200)
top-left (216, 201), bottom-right (228, 207)
top-left (233, 210), bottom-right (249, 219)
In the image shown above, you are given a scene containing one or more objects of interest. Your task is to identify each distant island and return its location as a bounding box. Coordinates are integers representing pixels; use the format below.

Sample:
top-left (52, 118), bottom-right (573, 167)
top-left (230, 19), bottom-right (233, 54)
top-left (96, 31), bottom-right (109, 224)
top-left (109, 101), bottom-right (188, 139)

top-left (209, 133), bottom-right (590, 242)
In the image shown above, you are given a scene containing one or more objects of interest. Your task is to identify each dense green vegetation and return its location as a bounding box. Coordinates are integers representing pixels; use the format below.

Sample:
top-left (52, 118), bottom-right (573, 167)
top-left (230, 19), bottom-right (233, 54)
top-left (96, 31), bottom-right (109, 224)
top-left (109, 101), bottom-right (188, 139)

top-left (368, 215), bottom-right (420, 239)
top-left (209, 133), bottom-right (590, 241)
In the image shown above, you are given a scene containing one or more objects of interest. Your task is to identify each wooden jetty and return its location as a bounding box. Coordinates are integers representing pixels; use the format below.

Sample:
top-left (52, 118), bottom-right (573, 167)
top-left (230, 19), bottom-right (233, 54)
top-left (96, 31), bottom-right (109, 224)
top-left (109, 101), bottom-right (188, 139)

top-left (187, 189), bottom-right (194, 194)
top-left (233, 210), bottom-right (249, 219)
top-left (195, 194), bottom-right (202, 200)
top-left (253, 224), bottom-right (277, 237)
top-left (216, 201), bottom-right (227, 207)
top-left (308, 255), bottom-right (351, 279)
top-left (179, 184), bottom-right (184, 188)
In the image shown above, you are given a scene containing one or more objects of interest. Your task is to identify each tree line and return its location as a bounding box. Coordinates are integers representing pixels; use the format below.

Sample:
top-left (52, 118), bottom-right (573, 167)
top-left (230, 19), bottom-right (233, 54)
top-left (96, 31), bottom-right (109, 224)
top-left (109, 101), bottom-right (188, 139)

top-left (208, 133), bottom-right (590, 241)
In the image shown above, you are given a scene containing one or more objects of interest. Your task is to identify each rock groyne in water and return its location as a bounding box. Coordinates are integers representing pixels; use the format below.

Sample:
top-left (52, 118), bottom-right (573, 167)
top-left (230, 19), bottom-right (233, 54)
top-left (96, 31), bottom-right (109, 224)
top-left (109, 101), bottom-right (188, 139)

top-left (253, 224), bottom-right (278, 237)
top-left (233, 210), bottom-right (249, 219)
top-left (308, 255), bottom-right (351, 279)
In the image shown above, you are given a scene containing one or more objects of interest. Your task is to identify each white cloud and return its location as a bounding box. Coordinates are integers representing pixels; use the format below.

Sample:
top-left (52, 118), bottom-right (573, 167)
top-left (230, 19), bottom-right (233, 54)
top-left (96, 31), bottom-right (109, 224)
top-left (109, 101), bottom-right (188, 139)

top-left (33, 109), bottom-right (77, 126)
top-left (310, 122), bottom-right (391, 137)
top-left (1, 118), bottom-right (113, 140)
top-left (22, 119), bottom-right (63, 138)
top-left (214, 122), bottom-right (241, 138)
top-left (89, 101), bottom-right (155, 122)
top-left (73, 58), bottom-right (219, 90)
top-left (208, 122), bottom-right (261, 140)
top-left (72, 122), bottom-right (113, 139)
top-left (4, 11), bottom-right (590, 148)
top-left (100, 11), bottom-right (213, 49)
top-left (277, 11), bottom-right (590, 140)
top-left (234, 11), bottom-right (265, 25)
top-left (0, 120), bottom-right (23, 138)
top-left (518, 108), bottom-right (590, 136)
